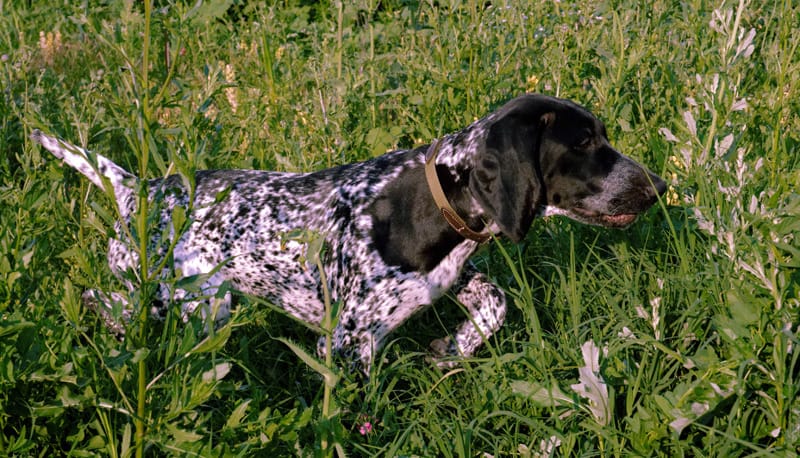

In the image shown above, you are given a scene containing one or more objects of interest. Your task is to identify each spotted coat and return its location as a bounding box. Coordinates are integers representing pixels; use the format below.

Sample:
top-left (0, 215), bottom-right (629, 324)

top-left (31, 94), bottom-right (666, 372)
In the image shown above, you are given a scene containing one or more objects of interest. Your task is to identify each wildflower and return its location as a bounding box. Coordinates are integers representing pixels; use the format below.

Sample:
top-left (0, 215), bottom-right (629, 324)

top-left (357, 413), bottom-right (377, 436)
top-left (682, 110), bottom-right (697, 137)
top-left (222, 62), bottom-right (238, 114)
top-left (708, 7), bottom-right (731, 33)
top-left (710, 382), bottom-right (734, 398)
top-left (665, 170), bottom-right (681, 205)
top-left (731, 97), bottom-right (747, 111)
top-left (203, 102), bottom-right (219, 121)
top-left (525, 75), bottom-right (539, 92)
top-left (156, 106), bottom-right (179, 127)
top-left (714, 133), bottom-right (734, 158)
top-left (735, 28), bottom-right (756, 60)
top-left (691, 402), bottom-right (709, 417)
top-left (38, 31), bottom-right (47, 53)
top-left (297, 110), bottom-right (308, 126)
top-left (239, 134), bottom-right (250, 154)
top-left (617, 326), bottom-right (636, 339)
top-left (535, 436), bottom-right (561, 458)
top-left (570, 341), bottom-right (610, 426)
top-left (359, 421), bottom-right (372, 435)
top-left (38, 30), bottom-right (63, 66)
top-left (275, 45), bottom-right (286, 61)
top-left (681, 322), bottom-right (698, 348)
top-left (636, 295), bottom-right (662, 340)
top-left (669, 416), bottom-right (692, 434)
top-left (658, 127), bottom-right (679, 143)
top-left (667, 185), bottom-right (681, 207)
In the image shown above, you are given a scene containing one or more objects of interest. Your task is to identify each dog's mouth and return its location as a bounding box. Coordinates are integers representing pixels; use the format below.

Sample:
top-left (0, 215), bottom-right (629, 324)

top-left (570, 207), bottom-right (639, 228)
top-left (600, 213), bottom-right (638, 227)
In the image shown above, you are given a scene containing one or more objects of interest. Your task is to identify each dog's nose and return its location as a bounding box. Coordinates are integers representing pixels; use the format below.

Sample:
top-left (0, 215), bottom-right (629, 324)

top-left (651, 174), bottom-right (667, 197)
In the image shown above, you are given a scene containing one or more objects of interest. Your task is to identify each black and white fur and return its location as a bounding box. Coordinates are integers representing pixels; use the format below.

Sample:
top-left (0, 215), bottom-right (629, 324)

top-left (32, 94), bottom-right (666, 371)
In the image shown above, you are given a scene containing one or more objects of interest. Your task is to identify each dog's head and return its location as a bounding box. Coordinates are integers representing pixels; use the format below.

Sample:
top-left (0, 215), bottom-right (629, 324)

top-left (469, 94), bottom-right (666, 242)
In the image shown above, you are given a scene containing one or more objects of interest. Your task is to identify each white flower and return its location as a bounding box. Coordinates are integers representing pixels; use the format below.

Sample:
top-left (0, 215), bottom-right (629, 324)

top-left (618, 326), bottom-right (637, 339)
top-left (731, 98), bottom-right (748, 111)
top-left (708, 7), bottom-right (731, 33)
top-left (708, 73), bottom-right (720, 95)
top-left (650, 296), bottom-right (662, 340)
top-left (669, 416), bottom-right (692, 434)
top-left (658, 127), bottom-right (679, 142)
top-left (715, 133), bottom-right (734, 158)
top-left (710, 382), bottom-right (735, 398)
top-left (679, 146), bottom-right (693, 169)
top-left (683, 110), bottom-right (697, 137)
top-left (693, 207), bottom-right (715, 235)
top-left (736, 28), bottom-right (756, 59)
top-left (536, 436), bottom-right (561, 458)
top-left (570, 341), bottom-right (610, 426)
top-left (691, 402), bottom-right (709, 416)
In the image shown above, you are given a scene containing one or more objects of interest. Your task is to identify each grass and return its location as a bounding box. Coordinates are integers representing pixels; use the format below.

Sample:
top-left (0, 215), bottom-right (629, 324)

top-left (1, 0), bottom-right (798, 456)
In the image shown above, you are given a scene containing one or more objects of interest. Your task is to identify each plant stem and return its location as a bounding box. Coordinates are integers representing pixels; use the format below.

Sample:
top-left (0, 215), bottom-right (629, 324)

top-left (135, 1), bottom-right (153, 457)
top-left (318, 256), bottom-right (333, 457)
top-left (336, 1), bottom-right (343, 81)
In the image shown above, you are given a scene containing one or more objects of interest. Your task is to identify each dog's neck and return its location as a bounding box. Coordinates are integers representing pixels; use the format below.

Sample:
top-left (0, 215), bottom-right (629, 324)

top-left (425, 140), bottom-right (492, 243)
top-left (425, 122), bottom-right (499, 235)
top-left (431, 118), bottom-right (489, 169)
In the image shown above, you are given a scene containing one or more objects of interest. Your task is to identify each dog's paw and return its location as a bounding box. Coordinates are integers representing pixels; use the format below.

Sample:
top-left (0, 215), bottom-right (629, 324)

top-left (428, 337), bottom-right (460, 369)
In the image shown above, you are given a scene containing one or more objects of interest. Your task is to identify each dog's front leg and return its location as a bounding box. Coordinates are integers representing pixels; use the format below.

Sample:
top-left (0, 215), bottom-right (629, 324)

top-left (430, 265), bottom-right (507, 367)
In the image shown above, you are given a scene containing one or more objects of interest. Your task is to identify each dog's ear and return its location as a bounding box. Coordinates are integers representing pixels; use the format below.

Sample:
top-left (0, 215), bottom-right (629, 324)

top-left (469, 108), bottom-right (554, 242)
top-left (469, 147), bottom-right (536, 242)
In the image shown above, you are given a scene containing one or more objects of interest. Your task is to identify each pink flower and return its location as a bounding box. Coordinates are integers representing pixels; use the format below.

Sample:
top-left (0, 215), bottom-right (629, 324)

top-left (359, 421), bottom-right (373, 435)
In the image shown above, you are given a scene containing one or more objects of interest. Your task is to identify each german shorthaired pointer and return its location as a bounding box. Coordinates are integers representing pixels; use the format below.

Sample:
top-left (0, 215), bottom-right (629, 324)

top-left (32, 94), bottom-right (666, 371)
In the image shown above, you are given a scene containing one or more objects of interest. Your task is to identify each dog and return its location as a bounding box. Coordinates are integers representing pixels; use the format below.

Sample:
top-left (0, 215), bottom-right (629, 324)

top-left (32, 94), bottom-right (666, 372)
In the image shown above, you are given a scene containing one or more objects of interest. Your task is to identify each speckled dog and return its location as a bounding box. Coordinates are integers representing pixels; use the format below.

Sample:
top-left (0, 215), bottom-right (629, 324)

top-left (32, 94), bottom-right (666, 371)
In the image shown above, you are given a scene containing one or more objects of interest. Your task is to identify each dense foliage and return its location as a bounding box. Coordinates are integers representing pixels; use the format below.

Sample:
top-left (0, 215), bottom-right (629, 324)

top-left (0, 0), bottom-right (797, 456)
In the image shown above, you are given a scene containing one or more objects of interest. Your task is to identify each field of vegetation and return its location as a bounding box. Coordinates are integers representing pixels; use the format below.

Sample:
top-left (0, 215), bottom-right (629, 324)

top-left (1, 0), bottom-right (798, 456)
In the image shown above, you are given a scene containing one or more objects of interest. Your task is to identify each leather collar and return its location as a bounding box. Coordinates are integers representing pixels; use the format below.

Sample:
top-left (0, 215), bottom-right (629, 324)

top-left (424, 140), bottom-right (492, 244)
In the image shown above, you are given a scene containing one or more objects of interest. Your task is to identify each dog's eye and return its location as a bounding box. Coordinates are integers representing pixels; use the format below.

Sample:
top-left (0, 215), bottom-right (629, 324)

top-left (577, 137), bottom-right (592, 149)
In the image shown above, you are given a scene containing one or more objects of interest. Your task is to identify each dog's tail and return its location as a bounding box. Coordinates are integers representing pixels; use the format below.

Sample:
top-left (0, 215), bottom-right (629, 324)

top-left (31, 130), bottom-right (137, 199)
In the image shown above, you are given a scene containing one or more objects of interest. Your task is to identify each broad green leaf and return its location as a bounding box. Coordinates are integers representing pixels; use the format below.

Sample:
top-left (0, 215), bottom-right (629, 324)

top-left (0, 319), bottom-right (34, 338)
top-left (726, 289), bottom-right (759, 325)
top-left (187, 323), bottom-right (231, 356)
top-left (226, 399), bottom-right (251, 429)
top-left (186, 0), bottom-right (234, 26)
top-left (510, 379), bottom-right (572, 407)
top-left (276, 337), bottom-right (339, 388)
top-left (167, 422), bottom-right (203, 443)
top-left (131, 348), bottom-right (149, 364)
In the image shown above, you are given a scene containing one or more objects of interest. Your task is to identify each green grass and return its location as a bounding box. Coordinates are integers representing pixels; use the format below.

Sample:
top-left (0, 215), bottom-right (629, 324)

top-left (1, 0), bottom-right (798, 456)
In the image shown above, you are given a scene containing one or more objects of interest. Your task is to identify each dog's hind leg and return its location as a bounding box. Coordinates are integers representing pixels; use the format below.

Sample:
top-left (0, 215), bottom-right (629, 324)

top-left (81, 289), bottom-right (132, 337)
top-left (82, 282), bottom-right (231, 337)
top-left (172, 275), bottom-right (233, 329)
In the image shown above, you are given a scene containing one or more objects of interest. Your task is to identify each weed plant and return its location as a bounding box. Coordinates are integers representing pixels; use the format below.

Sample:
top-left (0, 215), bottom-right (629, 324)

top-left (0, 0), bottom-right (798, 456)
